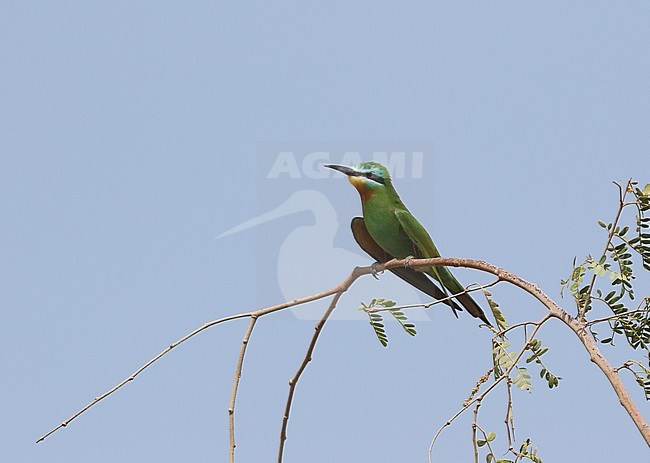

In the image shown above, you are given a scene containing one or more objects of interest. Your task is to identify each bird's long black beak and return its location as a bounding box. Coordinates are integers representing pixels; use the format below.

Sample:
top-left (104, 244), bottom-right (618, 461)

top-left (324, 164), bottom-right (362, 177)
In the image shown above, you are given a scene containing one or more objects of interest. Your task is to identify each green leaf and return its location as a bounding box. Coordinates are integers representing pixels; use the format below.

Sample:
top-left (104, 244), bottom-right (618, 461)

top-left (484, 291), bottom-right (508, 330)
top-left (389, 308), bottom-right (418, 337)
top-left (642, 183), bottom-right (650, 196)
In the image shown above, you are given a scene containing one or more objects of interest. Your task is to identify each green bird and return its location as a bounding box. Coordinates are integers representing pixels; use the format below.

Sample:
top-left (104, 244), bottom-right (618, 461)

top-left (325, 161), bottom-right (490, 325)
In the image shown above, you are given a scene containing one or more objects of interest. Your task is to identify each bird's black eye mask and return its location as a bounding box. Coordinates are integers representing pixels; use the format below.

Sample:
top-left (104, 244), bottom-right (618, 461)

top-left (365, 172), bottom-right (385, 184)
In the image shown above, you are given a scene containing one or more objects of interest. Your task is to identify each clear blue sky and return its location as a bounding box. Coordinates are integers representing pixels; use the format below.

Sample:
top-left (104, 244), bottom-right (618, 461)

top-left (2, 2), bottom-right (649, 462)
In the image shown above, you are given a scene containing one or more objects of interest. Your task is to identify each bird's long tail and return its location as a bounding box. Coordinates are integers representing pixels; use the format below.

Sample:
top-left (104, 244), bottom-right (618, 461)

top-left (426, 265), bottom-right (492, 326)
top-left (456, 292), bottom-right (492, 326)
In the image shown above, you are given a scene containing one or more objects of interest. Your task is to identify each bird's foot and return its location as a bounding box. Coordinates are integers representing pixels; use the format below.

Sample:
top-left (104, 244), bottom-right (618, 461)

top-left (403, 255), bottom-right (415, 268)
top-left (370, 262), bottom-right (383, 279)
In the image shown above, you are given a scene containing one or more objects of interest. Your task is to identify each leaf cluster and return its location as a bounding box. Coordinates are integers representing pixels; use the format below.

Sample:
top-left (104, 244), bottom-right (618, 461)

top-left (482, 434), bottom-right (543, 463)
top-left (489, 300), bottom-right (560, 391)
top-left (525, 339), bottom-right (561, 388)
top-left (484, 289), bottom-right (508, 331)
top-left (630, 183), bottom-right (650, 271)
top-left (359, 298), bottom-right (416, 347)
top-left (560, 257), bottom-right (589, 310)
top-left (591, 184), bottom-right (650, 352)
top-left (492, 338), bottom-right (531, 392)
top-left (561, 180), bottom-right (650, 400)
top-left (561, 183), bottom-right (649, 314)
top-left (598, 296), bottom-right (650, 350)
top-left (593, 222), bottom-right (634, 299)
top-left (563, 183), bottom-right (649, 335)
top-left (515, 438), bottom-right (543, 463)
top-left (625, 358), bottom-right (650, 401)
top-left (477, 430), bottom-right (495, 448)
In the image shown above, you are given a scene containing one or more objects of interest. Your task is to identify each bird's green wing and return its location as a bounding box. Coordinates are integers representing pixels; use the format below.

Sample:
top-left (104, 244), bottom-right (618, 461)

top-left (393, 210), bottom-right (441, 258)
top-left (394, 210), bottom-right (491, 325)
top-left (394, 209), bottom-right (447, 286)
top-left (351, 217), bottom-right (461, 317)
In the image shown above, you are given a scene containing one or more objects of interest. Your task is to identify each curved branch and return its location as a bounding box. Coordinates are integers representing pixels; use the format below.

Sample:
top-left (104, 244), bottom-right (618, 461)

top-left (36, 312), bottom-right (251, 443)
top-left (380, 257), bottom-right (649, 447)
top-left (36, 272), bottom-right (373, 444)
top-left (36, 256), bottom-right (649, 452)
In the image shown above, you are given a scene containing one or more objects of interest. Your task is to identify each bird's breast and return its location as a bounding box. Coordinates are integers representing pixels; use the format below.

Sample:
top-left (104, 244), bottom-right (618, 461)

top-left (349, 176), bottom-right (374, 200)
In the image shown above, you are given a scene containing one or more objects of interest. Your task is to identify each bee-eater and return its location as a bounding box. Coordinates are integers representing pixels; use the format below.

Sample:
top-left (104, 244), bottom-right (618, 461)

top-left (325, 162), bottom-right (490, 325)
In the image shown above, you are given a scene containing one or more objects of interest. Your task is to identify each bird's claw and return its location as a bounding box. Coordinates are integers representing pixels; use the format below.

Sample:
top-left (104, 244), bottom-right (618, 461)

top-left (370, 262), bottom-right (383, 279)
top-left (403, 255), bottom-right (414, 268)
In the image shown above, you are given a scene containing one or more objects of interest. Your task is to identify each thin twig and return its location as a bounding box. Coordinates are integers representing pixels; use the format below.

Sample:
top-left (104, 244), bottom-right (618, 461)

top-left (615, 360), bottom-right (635, 373)
top-left (463, 367), bottom-right (494, 407)
top-left (277, 268), bottom-right (363, 463)
top-left (37, 272), bottom-right (370, 444)
top-left (586, 304), bottom-right (650, 327)
top-left (495, 320), bottom-right (541, 338)
top-left (505, 375), bottom-right (515, 451)
top-left (475, 422), bottom-right (496, 462)
top-left (472, 402), bottom-right (481, 463)
top-left (364, 278), bottom-right (500, 314)
top-left (229, 316), bottom-right (258, 463)
top-left (36, 312), bottom-right (250, 443)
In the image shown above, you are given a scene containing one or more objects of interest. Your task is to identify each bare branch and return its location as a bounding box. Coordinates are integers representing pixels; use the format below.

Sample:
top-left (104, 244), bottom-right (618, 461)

top-left (504, 375), bottom-right (516, 452)
top-left (37, 255), bottom-right (650, 452)
top-left (615, 360), bottom-right (635, 373)
top-left (475, 422), bottom-right (496, 463)
top-left (496, 320), bottom-right (541, 338)
top-left (36, 270), bottom-right (372, 444)
top-left (229, 316), bottom-right (258, 463)
top-left (36, 312), bottom-right (250, 444)
top-left (472, 401), bottom-right (481, 463)
top-left (278, 267), bottom-right (364, 463)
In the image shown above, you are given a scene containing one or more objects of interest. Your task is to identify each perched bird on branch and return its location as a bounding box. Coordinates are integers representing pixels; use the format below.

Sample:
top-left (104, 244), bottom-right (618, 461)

top-left (326, 161), bottom-right (491, 325)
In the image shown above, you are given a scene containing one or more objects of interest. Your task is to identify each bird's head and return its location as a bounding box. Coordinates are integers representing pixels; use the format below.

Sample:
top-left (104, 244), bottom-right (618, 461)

top-left (325, 162), bottom-right (392, 200)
